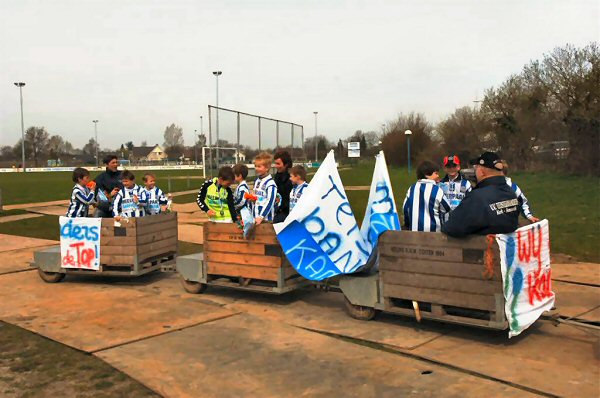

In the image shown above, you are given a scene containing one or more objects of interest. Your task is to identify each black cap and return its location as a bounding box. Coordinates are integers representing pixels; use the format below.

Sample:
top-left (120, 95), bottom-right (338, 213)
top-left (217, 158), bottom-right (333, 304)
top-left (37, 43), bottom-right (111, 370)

top-left (470, 151), bottom-right (504, 171)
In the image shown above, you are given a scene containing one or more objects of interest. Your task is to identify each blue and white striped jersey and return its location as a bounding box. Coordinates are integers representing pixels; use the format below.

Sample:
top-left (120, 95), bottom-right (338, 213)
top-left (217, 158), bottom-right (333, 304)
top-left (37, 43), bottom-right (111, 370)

top-left (505, 177), bottom-right (534, 220)
top-left (403, 179), bottom-right (451, 232)
top-left (141, 186), bottom-right (168, 215)
top-left (113, 185), bottom-right (146, 218)
top-left (289, 181), bottom-right (308, 212)
top-left (66, 184), bottom-right (95, 218)
top-left (439, 176), bottom-right (472, 210)
top-left (234, 180), bottom-right (250, 212)
top-left (253, 174), bottom-right (277, 221)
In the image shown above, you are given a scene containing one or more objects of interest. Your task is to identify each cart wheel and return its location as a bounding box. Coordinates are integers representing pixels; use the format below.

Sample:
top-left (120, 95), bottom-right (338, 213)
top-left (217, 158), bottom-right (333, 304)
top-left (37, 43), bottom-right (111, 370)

top-left (37, 269), bottom-right (65, 283)
top-left (344, 296), bottom-right (377, 321)
top-left (180, 277), bottom-right (207, 294)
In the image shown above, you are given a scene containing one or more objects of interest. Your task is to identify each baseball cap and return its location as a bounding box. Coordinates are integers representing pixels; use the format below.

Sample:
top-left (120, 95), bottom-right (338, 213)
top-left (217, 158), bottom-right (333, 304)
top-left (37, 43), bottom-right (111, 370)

top-left (470, 151), bottom-right (504, 171)
top-left (443, 155), bottom-right (460, 167)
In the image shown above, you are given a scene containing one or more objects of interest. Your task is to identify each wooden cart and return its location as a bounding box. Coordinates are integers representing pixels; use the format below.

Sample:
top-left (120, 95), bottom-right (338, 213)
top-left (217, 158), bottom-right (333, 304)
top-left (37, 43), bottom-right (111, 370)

top-left (33, 212), bottom-right (178, 282)
top-left (177, 222), bottom-right (307, 294)
top-left (340, 230), bottom-right (508, 330)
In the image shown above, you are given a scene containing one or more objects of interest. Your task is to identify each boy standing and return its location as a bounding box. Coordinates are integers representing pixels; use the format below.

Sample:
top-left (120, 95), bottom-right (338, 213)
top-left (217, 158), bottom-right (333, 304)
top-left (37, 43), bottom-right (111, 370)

top-left (439, 154), bottom-right (472, 210)
top-left (66, 167), bottom-right (96, 218)
top-left (196, 166), bottom-right (237, 223)
top-left (402, 161), bottom-right (451, 232)
top-left (501, 160), bottom-right (540, 223)
top-left (251, 152), bottom-right (278, 225)
top-left (141, 173), bottom-right (170, 215)
top-left (289, 165), bottom-right (309, 212)
top-left (232, 164), bottom-right (251, 213)
top-left (113, 170), bottom-right (146, 219)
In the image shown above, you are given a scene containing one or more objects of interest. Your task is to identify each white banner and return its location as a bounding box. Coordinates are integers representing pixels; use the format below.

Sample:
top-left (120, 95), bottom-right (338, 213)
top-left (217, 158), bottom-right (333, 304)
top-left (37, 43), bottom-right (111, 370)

top-left (59, 217), bottom-right (102, 270)
top-left (360, 151), bottom-right (400, 254)
top-left (274, 151), bottom-right (369, 280)
top-left (496, 220), bottom-right (554, 337)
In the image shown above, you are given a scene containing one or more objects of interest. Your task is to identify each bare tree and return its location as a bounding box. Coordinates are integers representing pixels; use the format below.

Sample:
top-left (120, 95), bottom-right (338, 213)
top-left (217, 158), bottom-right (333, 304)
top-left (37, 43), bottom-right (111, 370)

top-left (163, 123), bottom-right (184, 147)
top-left (381, 113), bottom-right (434, 167)
top-left (24, 126), bottom-right (49, 166)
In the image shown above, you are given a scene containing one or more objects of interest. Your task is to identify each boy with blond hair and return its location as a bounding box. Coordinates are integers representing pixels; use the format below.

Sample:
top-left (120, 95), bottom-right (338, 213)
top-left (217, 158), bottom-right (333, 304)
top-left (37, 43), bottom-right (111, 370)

top-left (141, 172), bottom-right (170, 215)
top-left (250, 152), bottom-right (278, 224)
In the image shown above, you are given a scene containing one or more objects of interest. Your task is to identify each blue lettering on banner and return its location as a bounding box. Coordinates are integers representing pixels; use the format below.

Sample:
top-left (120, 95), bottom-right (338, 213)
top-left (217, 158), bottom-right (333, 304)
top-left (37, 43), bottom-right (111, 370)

top-left (366, 182), bottom-right (400, 247)
top-left (279, 220), bottom-right (340, 281)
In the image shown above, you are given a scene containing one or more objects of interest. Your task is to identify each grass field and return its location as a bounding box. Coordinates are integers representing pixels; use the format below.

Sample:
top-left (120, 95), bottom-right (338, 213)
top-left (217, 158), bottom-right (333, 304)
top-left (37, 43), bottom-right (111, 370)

top-left (0, 169), bottom-right (203, 205)
top-left (0, 164), bottom-right (598, 262)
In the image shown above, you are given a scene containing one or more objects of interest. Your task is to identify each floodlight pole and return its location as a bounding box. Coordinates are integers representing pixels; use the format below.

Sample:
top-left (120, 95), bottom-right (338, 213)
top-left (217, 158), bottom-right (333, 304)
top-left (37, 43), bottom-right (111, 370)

top-left (93, 120), bottom-right (99, 168)
top-left (213, 71), bottom-right (222, 168)
top-left (405, 129), bottom-right (412, 174)
top-left (313, 111), bottom-right (318, 163)
top-left (14, 82), bottom-right (26, 172)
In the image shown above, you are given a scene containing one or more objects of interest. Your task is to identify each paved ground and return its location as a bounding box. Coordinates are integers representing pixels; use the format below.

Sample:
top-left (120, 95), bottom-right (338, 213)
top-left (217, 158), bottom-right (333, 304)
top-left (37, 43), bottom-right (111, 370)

top-left (0, 234), bottom-right (598, 398)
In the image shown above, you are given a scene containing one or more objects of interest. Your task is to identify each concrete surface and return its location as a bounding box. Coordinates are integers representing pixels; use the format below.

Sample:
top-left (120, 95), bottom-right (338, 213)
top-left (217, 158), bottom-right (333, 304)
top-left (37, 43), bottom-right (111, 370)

top-left (0, 234), bottom-right (58, 253)
top-left (0, 246), bottom-right (56, 275)
top-left (178, 224), bottom-right (204, 244)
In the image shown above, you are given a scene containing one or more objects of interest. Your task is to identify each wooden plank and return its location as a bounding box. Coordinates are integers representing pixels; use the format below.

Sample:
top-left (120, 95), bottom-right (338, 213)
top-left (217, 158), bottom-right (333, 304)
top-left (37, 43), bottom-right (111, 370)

top-left (135, 220), bottom-right (178, 237)
top-left (101, 236), bottom-right (137, 246)
top-left (205, 222), bottom-right (276, 237)
top-left (101, 245), bottom-right (138, 255)
top-left (384, 305), bottom-right (503, 329)
top-left (100, 218), bottom-right (137, 229)
top-left (101, 254), bottom-right (136, 265)
top-left (137, 228), bottom-right (178, 245)
top-left (379, 230), bottom-right (489, 249)
top-left (383, 284), bottom-right (497, 311)
top-left (379, 255), bottom-right (502, 281)
top-left (379, 243), bottom-right (464, 262)
top-left (205, 232), bottom-right (279, 245)
top-left (135, 212), bottom-right (177, 228)
top-left (205, 251), bottom-right (281, 267)
top-left (101, 226), bottom-right (137, 237)
top-left (381, 270), bottom-right (501, 295)
top-left (204, 241), bottom-right (266, 255)
top-left (137, 237), bottom-right (178, 255)
top-left (207, 262), bottom-right (280, 281)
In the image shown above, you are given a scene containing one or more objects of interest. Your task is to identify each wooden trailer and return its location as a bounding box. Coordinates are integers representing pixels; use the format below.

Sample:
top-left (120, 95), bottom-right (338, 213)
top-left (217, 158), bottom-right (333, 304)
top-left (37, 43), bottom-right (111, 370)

top-left (340, 230), bottom-right (508, 329)
top-left (177, 222), bottom-right (307, 294)
top-left (33, 212), bottom-right (178, 282)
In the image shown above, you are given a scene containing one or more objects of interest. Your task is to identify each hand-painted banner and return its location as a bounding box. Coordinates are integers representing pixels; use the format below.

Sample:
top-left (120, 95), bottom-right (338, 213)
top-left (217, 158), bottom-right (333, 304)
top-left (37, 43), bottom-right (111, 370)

top-left (59, 216), bottom-right (101, 270)
top-left (496, 220), bottom-right (554, 337)
top-left (274, 151), bottom-right (369, 281)
top-left (360, 151), bottom-right (401, 256)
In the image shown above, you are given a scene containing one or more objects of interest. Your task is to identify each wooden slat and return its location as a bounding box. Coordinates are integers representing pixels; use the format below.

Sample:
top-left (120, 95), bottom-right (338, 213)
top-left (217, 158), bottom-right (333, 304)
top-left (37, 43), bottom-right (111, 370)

top-left (383, 284), bottom-right (497, 311)
top-left (137, 228), bottom-right (178, 245)
top-left (101, 236), bottom-right (137, 246)
top-left (135, 212), bottom-right (177, 227)
top-left (381, 270), bottom-right (500, 295)
top-left (207, 262), bottom-right (280, 281)
top-left (101, 218), bottom-right (137, 228)
top-left (384, 305), bottom-right (502, 329)
top-left (205, 222), bottom-right (276, 237)
top-left (101, 245), bottom-right (138, 255)
top-left (101, 226), bottom-right (137, 237)
top-left (204, 241), bottom-right (266, 255)
top-left (101, 254), bottom-right (136, 265)
top-left (379, 230), bottom-right (489, 249)
top-left (205, 232), bottom-right (279, 245)
top-left (205, 252), bottom-right (281, 267)
top-left (379, 255), bottom-right (502, 281)
top-left (135, 220), bottom-right (178, 236)
top-left (137, 237), bottom-right (178, 255)
top-left (379, 244), bottom-right (464, 262)
top-left (137, 247), bottom-right (177, 264)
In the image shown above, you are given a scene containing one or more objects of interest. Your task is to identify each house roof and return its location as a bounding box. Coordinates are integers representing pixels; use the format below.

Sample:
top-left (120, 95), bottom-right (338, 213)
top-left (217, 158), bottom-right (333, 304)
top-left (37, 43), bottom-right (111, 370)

top-left (131, 145), bottom-right (160, 157)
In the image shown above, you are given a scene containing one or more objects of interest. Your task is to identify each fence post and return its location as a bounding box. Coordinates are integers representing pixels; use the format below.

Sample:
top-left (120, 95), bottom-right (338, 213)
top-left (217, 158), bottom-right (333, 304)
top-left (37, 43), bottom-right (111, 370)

top-left (168, 176), bottom-right (172, 192)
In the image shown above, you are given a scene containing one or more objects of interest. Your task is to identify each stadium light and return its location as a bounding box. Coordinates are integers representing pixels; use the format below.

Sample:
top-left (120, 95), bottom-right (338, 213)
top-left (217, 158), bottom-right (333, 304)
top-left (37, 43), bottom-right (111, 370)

top-left (13, 82), bottom-right (26, 172)
top-left (314, 111), bottom-right (318, 163)
top-left (92, 120), bottom-right (99, 168)
top-left (405, 129), bottom-right (412, 174)
top-left (212, 71), bottom-right (222, 167)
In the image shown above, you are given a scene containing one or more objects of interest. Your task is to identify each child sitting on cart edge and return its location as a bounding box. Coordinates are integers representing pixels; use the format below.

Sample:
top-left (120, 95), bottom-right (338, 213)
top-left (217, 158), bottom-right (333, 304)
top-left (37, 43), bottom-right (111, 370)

top-left (196, 166), bottom-right (237, 223)
top-left (248, 152), bottom-right (278, 225)
top-left (232, 163), bottom-right (251, 213)
top-left (66, 167), bottom-right (96, 218)
top-left (113, 170), bottom-right (146, 220)
top-left (403, 160), bottom-right (451, 232)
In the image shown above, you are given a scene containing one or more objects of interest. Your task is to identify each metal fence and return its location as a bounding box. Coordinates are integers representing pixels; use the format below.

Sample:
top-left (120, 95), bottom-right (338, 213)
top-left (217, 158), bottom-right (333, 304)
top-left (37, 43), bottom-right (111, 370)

top-left (208, 106), bottom-right (305, 167)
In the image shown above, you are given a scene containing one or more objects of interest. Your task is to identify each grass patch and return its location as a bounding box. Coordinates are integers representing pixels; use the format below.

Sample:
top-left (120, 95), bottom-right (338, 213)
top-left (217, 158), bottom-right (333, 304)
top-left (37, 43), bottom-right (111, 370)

top-left (0, 215), bottom-right (59, 241)
top-left (0, 209), bottom-right (29, 217)
top-left (0, 321), bottom-right (159, 397)
top-left (0, 169), bottom-right (206, 205)
top-left (178, 241), bottom-right (203, 256)
top-left (173, 193), bottom-right (197, 204)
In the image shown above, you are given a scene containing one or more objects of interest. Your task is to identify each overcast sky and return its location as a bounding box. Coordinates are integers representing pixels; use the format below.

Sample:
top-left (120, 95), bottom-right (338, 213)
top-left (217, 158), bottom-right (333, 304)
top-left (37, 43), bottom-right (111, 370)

top-left (1, 0), bottom-right (598, 149)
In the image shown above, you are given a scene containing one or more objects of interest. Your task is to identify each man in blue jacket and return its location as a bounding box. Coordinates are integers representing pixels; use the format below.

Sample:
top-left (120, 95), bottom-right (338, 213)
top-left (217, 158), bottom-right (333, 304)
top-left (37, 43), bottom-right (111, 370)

top-left (442, 152), bottom-right (519, 238)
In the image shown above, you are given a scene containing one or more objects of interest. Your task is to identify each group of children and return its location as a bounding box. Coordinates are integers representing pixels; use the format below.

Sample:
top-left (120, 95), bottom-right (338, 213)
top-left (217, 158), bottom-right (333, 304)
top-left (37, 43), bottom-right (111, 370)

top-left (196, 152), bottom-right (309, 226)
top-left (66, 168), bottom-right (171, 219)
top-left (402, 154), bottom-right (538, 232)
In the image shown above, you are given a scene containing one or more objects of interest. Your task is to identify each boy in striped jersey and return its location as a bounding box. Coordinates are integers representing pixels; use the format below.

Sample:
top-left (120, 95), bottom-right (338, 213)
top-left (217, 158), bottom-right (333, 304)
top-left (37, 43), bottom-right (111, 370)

top-left (439, 154), bottom-right (472, 210)
top-left (289, 165), bottom-right (308, 212)
top-left (141, 173), bottom-right (169, 215)
top-left (501, 160), bottom-right (540, 223)
top-left (232, 164), bottom-right (250, 213)
top-left (250, 152), bottom-right (278, 224)
top-left (402, 161), bottom-right (451, 232)
top-left (113, 170), bottom-right (146, 219)
top-left (66, 167), bottom-right (95, 218)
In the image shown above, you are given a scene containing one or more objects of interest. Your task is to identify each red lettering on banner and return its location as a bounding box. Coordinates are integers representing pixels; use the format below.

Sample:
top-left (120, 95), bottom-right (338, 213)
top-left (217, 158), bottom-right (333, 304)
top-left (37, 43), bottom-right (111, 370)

top-left (527, 268), bottom-right (553, 305)
top-left (68, 242), bottom-right (96, 268)
top-left (518, 227), bottom-right (543, 271)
